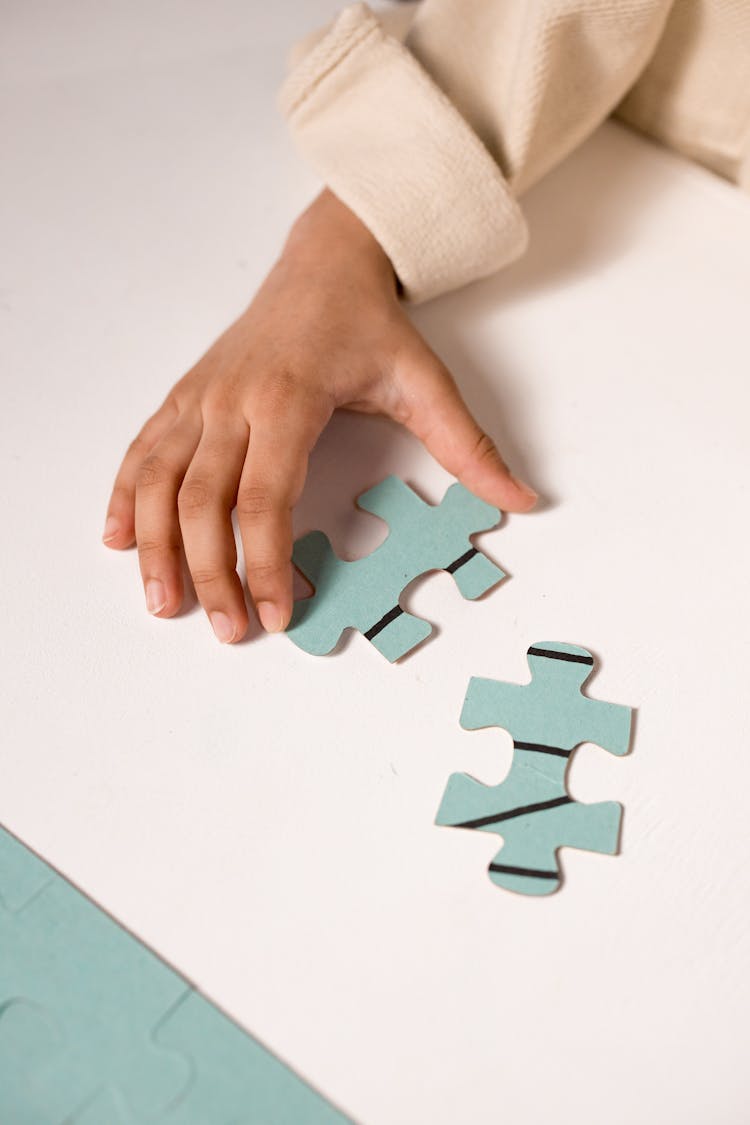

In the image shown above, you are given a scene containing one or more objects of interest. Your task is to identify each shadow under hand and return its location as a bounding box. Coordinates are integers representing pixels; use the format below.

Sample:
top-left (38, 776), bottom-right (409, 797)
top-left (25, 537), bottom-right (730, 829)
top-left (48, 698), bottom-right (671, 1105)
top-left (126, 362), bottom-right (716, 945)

top-left (265, 124), bottom-right (677, 626)
top-left (293, 410), bottom-right (413, 553)
top-left (407, 122), bottom-right (678, 506)
top-left (456, 122), bottom-right (677, 315)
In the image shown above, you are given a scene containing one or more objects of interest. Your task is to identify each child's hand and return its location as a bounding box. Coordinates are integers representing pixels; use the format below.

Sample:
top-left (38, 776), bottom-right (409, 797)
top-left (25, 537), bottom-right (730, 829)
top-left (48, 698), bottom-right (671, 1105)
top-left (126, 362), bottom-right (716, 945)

top-left (102, 189), bottom-right (537, 643)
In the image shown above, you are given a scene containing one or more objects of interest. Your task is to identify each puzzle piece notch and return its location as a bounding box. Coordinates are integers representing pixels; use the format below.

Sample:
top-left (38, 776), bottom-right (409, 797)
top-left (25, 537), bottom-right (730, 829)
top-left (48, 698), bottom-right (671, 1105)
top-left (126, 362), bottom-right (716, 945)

top-left (288, 476), bottom-right (504, 661)
top-left (436, 642), bottom-right (633, 895)
top-left (0, 826), bottom-right (353, 1123)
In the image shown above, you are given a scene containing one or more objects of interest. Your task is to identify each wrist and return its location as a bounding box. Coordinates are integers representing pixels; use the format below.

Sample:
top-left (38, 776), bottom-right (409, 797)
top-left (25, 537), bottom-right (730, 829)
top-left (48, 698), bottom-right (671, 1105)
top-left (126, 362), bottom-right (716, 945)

top-left (282, 189), bottom-right (398, 294)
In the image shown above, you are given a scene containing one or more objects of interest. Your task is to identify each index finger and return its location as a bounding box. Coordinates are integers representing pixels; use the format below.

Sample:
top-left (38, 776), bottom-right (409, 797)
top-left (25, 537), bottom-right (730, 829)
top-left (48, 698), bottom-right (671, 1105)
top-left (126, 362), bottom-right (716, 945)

top-left (103, 398), bottom-right (179, 548)
top-left (238, 393), bottom-right (331, 632)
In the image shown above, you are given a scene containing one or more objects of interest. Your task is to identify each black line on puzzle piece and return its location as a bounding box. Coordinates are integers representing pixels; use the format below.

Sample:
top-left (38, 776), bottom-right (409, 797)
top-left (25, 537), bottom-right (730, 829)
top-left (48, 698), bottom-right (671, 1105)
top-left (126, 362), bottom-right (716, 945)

top-left (514, 740), bottom-right (572, 758)
top-left (364, 604), bottom-right (404, 641)
top-left (364, 548), bottom-right (479, 642)
top-left (452, 795), bottom-right (572, 830)
top-left (444, 546), bottom-right (479, 575)
top-left (489, 863), bottom-right (559, 880)
top-left (527, 646), bottom-right (594, 665)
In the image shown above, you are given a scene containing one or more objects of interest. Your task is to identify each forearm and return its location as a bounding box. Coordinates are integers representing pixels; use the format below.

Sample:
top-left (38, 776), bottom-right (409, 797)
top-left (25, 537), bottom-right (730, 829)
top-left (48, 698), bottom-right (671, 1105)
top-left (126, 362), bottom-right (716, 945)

top-left (280, 1), bottom-right (674, 301)
top-left (405, 0), bottom-right (674, 195)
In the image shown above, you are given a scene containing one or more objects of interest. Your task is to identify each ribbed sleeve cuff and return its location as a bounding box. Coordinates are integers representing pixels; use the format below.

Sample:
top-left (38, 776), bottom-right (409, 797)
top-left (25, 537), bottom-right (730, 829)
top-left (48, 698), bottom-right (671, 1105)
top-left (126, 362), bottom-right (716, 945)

top-left (279, 3), bottom-right (528, 303)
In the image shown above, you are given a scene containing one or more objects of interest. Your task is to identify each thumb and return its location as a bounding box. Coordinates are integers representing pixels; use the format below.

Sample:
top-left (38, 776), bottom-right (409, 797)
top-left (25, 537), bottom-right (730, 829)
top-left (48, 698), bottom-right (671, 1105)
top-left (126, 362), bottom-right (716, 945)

top-left (392, 345), bottom-right (538, 513)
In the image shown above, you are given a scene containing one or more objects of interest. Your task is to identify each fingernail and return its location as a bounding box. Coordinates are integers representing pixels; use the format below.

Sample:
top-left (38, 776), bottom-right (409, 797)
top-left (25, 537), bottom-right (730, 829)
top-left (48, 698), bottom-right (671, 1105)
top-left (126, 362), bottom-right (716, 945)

top-left (145, 579), bottom-right (167, 615)
top-left (257, 601), bottom-right (283, 633)
top-left (210, 611), bottom-right (236, 644)
top-left (102, 516), bottom-right (119, 543)
top-left (510, 475), bottom-right (538, 502)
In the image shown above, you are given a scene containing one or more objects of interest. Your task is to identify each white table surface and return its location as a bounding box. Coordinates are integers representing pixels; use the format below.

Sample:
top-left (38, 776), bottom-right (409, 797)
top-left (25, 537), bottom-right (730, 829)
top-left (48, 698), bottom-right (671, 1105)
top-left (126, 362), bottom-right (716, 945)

top-left (2, 3), bottom-right (749, 1123)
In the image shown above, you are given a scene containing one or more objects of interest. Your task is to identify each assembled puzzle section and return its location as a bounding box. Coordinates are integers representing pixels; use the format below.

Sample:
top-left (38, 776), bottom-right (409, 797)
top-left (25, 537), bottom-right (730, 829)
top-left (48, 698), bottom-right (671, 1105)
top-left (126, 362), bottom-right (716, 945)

top-left (0, 825), bottom-right (352, 1124)
top-left (435, 642), bottom-right (633, 895)
top-left (287, 476), bottom-right (504, 661)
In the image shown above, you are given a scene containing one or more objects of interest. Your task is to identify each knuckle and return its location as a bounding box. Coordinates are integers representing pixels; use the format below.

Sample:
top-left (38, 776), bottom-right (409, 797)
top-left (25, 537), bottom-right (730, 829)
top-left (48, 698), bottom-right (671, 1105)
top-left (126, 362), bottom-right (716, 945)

top-left (201, 382), bottom-right (239, 419)
top-left (190, 567), bottom-right (225, 589)
top-left (255, 369), bottom-right (299, 420)
top-left (178, 477), bottom-right (214, 517)
top-left (386, 391), bottom-right (411, 426)
top-left (136, 454), bottom-right (174, 490)
top-left (160, 392), bottom-right (181, 419)
top-left (471, 431), bottom-right (503, 468)
top-left (137, 536), bottom-right (181, 561)
top-left (245, 556), bottom-right (285, 583)
top-left (169, 381), bottom-right (195, 413)
top-left (128, 432), bottom-right (151, 459)
top-left (236, 485), bottom-right (275, 522)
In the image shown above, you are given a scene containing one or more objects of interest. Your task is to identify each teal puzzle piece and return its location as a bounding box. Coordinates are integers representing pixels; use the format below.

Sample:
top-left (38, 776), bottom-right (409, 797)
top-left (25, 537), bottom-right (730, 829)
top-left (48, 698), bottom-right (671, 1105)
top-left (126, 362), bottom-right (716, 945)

top-left (0, 844), bottom-right (190, 1122)
top-left (435, 642), bottom-right (633, 895)
top-left (154, 991), bottom-right (351, 1124)
top-left (287, 476), bottom-right (504, 661)
top-left (0, 826), bottom-right (353, 1124)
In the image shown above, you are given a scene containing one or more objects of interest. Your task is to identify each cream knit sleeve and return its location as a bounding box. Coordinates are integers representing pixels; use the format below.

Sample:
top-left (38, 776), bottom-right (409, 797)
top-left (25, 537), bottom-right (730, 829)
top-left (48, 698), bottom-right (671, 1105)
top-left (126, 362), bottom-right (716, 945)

top-left (279, 1), bottom-right (672, 303)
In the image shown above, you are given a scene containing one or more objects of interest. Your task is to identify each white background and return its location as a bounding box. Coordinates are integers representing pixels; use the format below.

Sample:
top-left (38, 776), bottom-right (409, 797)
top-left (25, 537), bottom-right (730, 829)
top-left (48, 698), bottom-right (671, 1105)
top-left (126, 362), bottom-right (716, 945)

top-left (2, 2), bottom-right (749, 1122)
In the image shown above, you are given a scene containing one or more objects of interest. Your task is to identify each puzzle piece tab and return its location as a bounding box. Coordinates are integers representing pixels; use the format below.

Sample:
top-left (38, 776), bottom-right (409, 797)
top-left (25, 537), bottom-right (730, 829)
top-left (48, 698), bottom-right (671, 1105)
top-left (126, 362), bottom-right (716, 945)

top-left (435, 642), bottom-right (633, 895)
top-left (0, 826), bottom-right (353, 1123)
top-left (288, 476), bottom-right (504, 661)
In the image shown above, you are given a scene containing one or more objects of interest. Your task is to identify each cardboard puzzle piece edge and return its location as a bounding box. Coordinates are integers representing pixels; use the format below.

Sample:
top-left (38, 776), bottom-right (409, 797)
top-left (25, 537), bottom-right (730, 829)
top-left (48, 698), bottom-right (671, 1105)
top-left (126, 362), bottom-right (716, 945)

top-left (435, 641), bottom-right (633, 895)
top-left (287, 476), bottom-right (505, 661)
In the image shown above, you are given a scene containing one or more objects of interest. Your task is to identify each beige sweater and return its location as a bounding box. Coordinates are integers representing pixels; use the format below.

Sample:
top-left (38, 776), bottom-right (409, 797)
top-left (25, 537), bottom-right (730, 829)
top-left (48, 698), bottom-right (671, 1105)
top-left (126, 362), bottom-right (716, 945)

top-left (279, 1), bottom-right (750, 302)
